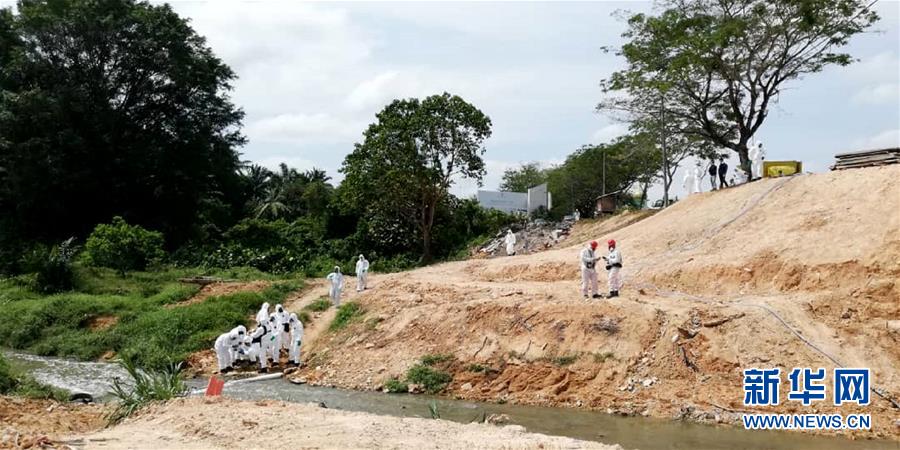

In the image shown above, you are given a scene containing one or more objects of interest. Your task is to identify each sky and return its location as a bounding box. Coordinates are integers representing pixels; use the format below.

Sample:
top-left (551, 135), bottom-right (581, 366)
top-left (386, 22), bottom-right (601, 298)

top-left (4, 0), bottom-right (899, 201)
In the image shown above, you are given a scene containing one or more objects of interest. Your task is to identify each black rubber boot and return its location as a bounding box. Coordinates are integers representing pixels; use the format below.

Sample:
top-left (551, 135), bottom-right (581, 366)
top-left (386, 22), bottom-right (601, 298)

top-left (258, 367), bottom-right (268, 374)
top-left (592, 294), bottom-right (602, 299)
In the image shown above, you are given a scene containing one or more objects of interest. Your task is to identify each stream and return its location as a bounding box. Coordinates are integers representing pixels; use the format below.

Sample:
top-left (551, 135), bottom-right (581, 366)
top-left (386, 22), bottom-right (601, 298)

top-left (4, 351), bottom-right (897, 450)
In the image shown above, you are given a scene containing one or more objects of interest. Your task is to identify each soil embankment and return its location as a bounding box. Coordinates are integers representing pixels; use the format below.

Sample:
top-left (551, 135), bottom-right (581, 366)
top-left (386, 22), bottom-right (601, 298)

top-left (286, 166), bottom-right (899, 440)
top-left (77, 397), bottom-right (618, 449)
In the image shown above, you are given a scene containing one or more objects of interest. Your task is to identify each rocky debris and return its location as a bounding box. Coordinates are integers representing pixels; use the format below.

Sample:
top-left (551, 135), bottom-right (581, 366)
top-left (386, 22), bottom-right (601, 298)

top-left (487, 413), bottom-right (510, 425)
top-left (476, 217), bottom-right (576, 257)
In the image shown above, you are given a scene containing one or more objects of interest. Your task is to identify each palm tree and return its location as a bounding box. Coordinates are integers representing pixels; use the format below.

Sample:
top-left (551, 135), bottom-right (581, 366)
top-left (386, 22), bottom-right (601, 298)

top-left (254, 185), bottom-right (291, 219)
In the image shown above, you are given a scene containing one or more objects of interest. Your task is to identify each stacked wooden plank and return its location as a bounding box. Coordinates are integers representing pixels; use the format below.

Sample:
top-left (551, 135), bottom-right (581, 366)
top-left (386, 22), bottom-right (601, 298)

top-left (831, 148), bottom-right (900, 170)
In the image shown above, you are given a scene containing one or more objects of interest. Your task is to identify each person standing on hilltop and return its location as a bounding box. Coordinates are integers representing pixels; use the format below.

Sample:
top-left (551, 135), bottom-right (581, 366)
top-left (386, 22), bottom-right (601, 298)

top-left (708, 161), bottom-right (718, 191)
top-left (602, 239), bottom-right (623, 298)
top-left (580, 241), bottom-right (603, 299)
top-left (718, 159), bottom-right (729, 188)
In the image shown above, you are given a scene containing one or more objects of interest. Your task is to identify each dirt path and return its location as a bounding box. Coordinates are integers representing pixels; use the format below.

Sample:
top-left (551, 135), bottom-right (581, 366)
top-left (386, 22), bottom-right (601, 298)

top-left (76, 397), bottom-right (619, 450)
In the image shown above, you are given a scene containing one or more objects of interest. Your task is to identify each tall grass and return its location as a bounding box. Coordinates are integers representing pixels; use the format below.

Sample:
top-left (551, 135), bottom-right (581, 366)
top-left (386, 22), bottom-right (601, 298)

top-left (107, 359), bottom-right (187, 424)
top-left (329, 302), bottom-right (364, 331)
top-left (0, 266), bottom-right (302, 370)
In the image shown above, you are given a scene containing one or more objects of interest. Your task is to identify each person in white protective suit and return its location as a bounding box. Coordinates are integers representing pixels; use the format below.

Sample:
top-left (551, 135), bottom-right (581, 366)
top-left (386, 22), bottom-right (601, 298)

top-left (287, 312), bottom-right (305, 366)
top-left (505, 229), bottom-right (517, 256)
top-left (266, 313), bottom-right (281, 364)
top-left (248, 319), bottom-right (270, 373)
top-left (752, 142), bottom-right (765, 180)
top-left (692, 165), bottom-right (702, 194)
top-left (234, 335), bottom-right (255, 365)
top-left (228, 325), bottom-right (247, 363)
top-left (580, 241), bottom-right (603, 299)
top-left (256, 302), bottom-right (270, 326)
top-left (683, 168), bottom-right (696, 195)
top-left (601, 239), bottom-right (623, 298)
top-left (327, 266), bottom-right (344, 306)
top-left (273, 304), bottom-right (289, 353)
top-left (355, 255), bottom-right (369, 292)
top-left (214, 330), bottom-right (241, 374)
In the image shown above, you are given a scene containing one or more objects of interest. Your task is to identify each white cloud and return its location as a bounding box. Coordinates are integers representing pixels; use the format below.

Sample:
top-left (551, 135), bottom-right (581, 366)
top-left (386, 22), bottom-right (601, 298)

top-left (590, 124), bottom-right (628, 145)
top-left (851, 83), bottom-right (900, 105)
top-left (246, 113), bottom-right (365, 144)
top-left (853, 129), bottom-right (900, 149)
top-left (345, 71), bottom-right (404, 111)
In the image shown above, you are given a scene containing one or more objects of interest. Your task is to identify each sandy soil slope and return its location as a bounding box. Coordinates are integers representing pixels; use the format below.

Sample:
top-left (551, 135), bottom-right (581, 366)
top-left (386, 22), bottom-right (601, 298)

top-left (76, 397), bottom-right (618, 449)
top-left (0, 396), bottom-right (105, 449)
top-left (286, 166), bottom-right (899, 440)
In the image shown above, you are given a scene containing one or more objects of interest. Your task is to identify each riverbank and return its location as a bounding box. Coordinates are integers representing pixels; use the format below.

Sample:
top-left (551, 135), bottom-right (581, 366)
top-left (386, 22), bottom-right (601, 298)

top-left (74, 397), bottom-right (618, 449)
top-left (0, 396), bottom-right (105, 449)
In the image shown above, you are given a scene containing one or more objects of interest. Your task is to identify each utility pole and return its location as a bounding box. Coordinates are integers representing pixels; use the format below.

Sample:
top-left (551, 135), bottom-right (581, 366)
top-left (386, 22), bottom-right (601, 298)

top-left (659, 96), bottom-right (669, 208)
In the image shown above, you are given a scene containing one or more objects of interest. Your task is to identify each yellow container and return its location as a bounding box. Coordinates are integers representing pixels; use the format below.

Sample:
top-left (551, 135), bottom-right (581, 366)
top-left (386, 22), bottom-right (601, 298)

top-left (763, 161), bottom-right (802, 178)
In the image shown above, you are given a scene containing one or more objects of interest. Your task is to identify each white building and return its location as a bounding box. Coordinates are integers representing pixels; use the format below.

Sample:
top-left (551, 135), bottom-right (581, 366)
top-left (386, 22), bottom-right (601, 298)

top-left (477, 183), bottom-right (552, 215)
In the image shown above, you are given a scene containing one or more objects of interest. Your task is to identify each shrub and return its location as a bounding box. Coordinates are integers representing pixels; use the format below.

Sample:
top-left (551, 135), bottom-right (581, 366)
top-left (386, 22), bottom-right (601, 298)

top-left (304, 297), bottom-right (331, 312)
top-left (592, 351), bottom-right (617, 363)
top-left (0, 353), bottom-right (15, 393)
top-left (552, 354), bottom-right (579, 366)
top-left (107, 359), bottom-right (187, 424)
top-left (85, 217), bottom-right (165, 273)
top-left (383, 377), bottom-right (409, 393)
top-left (421, 354), bottom-right (454, 366)
top-left (467, 364), bottom-right (487, 373)
top-left (406, 364), bottom-right (452, 394)
top-left (329, 302), bottom-right (364, 331)
top-left (34, 238), bottom-right (78, 294)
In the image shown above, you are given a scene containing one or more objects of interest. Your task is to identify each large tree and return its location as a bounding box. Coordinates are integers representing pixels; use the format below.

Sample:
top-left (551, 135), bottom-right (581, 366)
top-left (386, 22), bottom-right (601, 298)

top-left (600, 0), bottom-right (878, 174)
top-left (0, 0), bottom-right (245, 244)
top-left (340, 93), bottom-right (491, 262)
top-left (499, 162), bottom-right (548, 192)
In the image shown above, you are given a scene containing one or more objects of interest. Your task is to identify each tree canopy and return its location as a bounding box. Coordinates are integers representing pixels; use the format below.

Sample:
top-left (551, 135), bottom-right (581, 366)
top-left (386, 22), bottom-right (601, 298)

top-left (0, 0), bottom-right (245, 245)
top-left (600, 0), bottom-right (878, 172)
top-left (499, 162), bottom-right (548, 192)
top-left (340, 93), bottom-right (492, 262)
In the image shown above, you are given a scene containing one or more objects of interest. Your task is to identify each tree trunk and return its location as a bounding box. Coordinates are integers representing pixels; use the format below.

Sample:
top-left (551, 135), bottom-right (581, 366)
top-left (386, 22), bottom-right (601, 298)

top-left (420, 199), bottom-right (437, 263)
top-left (736, 144), bottom-right (751, 178)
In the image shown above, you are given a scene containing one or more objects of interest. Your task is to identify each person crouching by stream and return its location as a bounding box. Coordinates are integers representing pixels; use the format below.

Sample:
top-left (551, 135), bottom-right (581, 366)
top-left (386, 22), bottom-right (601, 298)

top-left (602, 239), bottom-right (623, 298)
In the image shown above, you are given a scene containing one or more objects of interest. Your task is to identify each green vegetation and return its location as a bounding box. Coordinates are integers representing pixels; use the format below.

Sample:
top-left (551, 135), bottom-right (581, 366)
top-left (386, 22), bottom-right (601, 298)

top-left (383, 377), bottom-right (409, 393)
top-left (304, 297), bottom-right (332, 312)
top-left (107, 360), bottom-right (187, 424)
top-left (550, 354), bottom-right (579, 366)
top-left (0, 353), bottom-right (69, 401)
top-left (329, 302), bottom-right (365, 332)
top-left (85, 218), bottom-right (166, 273)
top-left (428, 400), bottom-right (441, 419)
top-left (406, 364), bottom-right (453, 394)
top-left (592, 351), bottom-right (617, 363)
top-left (420, 353), bottom-right (454, 366)
top-left (467, 364), bottom-right (488, 373)
top-left (0, 266), bottom-right (300, 370)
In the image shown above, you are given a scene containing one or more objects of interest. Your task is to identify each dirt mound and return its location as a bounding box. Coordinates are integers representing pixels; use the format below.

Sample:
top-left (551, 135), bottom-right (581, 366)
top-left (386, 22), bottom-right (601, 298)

top-left (76, 397), bottom-right (618, 449)
top-left (0, 396), bottom-right (105, 449)
top-left (287, 166), bottom-right (900, 440)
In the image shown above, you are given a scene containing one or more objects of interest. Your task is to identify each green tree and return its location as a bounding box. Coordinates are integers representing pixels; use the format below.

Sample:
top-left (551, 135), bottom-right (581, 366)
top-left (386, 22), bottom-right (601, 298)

top-left (547, 135), bottom-right (660, 217)
top-left (0, 0), bottom-right (245, 245)
top-left (499, 162), bottom-right (548, 192)
top-left (340, 93), bottom-right (492, 262)
top-left (600, 0), bottom-right (878, 175)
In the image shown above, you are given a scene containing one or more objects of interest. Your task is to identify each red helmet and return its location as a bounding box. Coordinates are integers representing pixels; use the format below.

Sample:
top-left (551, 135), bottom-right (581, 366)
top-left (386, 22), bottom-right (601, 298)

top-left (607, 239), bottom-right (616, 248)
top-left (590, 241), bottom-right (598, 249)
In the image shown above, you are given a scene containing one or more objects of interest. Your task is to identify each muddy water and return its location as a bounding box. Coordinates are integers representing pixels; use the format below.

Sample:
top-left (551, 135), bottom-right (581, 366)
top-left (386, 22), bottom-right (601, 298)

top-left (5, 351), bottom-right (897, 450)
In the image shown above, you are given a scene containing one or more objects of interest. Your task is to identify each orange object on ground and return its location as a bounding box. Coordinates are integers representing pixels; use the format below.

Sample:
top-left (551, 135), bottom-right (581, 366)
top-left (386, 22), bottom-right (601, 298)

top-left (205, 376), bottom-right (225, 396)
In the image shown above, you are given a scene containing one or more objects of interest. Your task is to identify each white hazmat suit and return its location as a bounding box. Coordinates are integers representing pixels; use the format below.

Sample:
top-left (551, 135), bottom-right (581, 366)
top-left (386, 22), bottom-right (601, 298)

top-left (752, 143), bottom-right (765, 180)
top-left (214, 331), bottom-right (240, 373)
top-left (505, 230), bottom-right (517, 256)
top-left (274, 304), bottom-right (289, 352)
top-left (248, 322), bottom-right (269, 372)
top-left (683, 170), bottom-right (696, 195)
top-left (693, 166), bottom-right (702, 194)
top-left (327, 266), bottom-right (344, 306)
top-left (288, 312), bottom-right (304, 365)
top-left (256, 302), bottom-right (270, 326)
top-left (355, 255), bottom-right (369, 292)
top-left (580, 244), bottom-right (601, 298)
top-left (604, 245), bottom-right (623, 297)
top-left (229, 325), bottom-right (247, 362)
